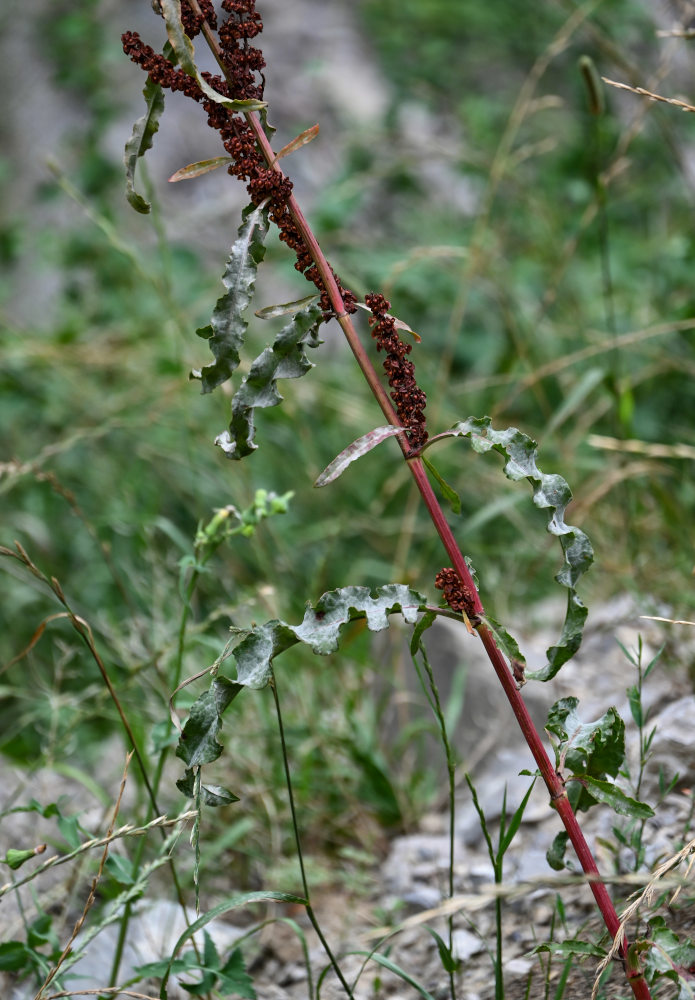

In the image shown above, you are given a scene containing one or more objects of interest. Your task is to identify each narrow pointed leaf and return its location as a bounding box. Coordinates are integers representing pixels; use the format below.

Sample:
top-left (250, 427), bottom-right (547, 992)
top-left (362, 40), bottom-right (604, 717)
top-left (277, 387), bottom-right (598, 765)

top-left (425, 927), bottom-right (459, 973)
top-left (273, 123), bottom-right (320, 162)
top-left (124, 76), bottom-right (165, 213)
top-left (422, 455), bottom-right (461, 514)
top-left (355, 301), bottom-right (421, 340)
top-left (435, 417), bottom-right (593, 680)
top-left (255, 294), bottom-right (319, 319)
top-left (193, 202), bottom-right (269, 393)
top-left (216, 301), bottom-right (323, 458)
top-left (160, 0), bottom-right (266, 112)
top-left (169, 156), bottom-right (233, 182)
top-left (479, 612), bottom-right (526, 684)
top-left (315, 425), bottom-right (405, 487)
top-left (531, 939), bottom-right (606, 958)
top-left (350, 951), bottom-right (436, 1000)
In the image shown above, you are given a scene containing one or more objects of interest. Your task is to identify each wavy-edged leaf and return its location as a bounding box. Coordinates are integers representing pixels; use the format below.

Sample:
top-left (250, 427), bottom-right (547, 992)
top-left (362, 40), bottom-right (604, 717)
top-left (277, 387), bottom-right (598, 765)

top-left (315, 425), bottom-right (405, 487)
top-left (547, 697), bottom-right (625, 783)
top-left (192, 202), bottom-right (269, 394)
top-left (434, 416), bottom-right (593, 680)
top-left (233, 584), bottom-right (426, 687)
top-left (174, 586), bottom-right (426, 790)
top-left (160, 0), bottom-right (266, 112)
top-left (168, 156), bottom-right (233, 182)
top-left (159, 892), bottom-right (306, 998)
top-left (124, 76), bottom-right (165, 213)
top-left (255, 294), bottom-right (319, 320)
top-left (273, 123), bottom-right (320, 163)
top-left (216, 301), bottom-right (323, 458)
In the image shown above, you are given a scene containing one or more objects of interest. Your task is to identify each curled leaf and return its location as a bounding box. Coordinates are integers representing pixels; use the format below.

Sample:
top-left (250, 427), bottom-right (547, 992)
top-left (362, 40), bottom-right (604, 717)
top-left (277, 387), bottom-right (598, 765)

top-left (124, 76), bottom-right (165, 214)
top-left (192, 202), bottom-right (269, 393)
top-left (168, 156), bottom-right (233, 182)
top-left (174, 585), bottom-right (427, 792)
top-left (315, 425), bottom-right (405, 487)
top-left (433, 417), bottom-right (593, 680)
top-left (216, 301), bottom-right (323, 459)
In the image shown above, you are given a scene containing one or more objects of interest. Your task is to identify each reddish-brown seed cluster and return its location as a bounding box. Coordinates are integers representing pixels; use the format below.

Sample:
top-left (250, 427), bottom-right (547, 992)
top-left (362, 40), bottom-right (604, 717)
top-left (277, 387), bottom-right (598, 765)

top-left (180, 0), bottom-right (217, 37)
top-left (364, 293), bottom-right (428, 450)
top-left (434, 567), bottom-right (478, 619)
top-left (122, 1), bottom-right (356, 319)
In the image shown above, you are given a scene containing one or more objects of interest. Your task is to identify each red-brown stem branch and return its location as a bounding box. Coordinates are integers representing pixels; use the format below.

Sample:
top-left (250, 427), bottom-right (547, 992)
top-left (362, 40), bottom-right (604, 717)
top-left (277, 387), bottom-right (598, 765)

top-left (187, 10), bottom-right (651, 994)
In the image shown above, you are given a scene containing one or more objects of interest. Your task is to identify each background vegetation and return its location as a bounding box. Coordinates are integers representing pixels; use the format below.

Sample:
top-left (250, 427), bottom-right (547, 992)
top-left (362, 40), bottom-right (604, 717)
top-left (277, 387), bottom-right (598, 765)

top-left (1, 0), bottom-right (694, 936)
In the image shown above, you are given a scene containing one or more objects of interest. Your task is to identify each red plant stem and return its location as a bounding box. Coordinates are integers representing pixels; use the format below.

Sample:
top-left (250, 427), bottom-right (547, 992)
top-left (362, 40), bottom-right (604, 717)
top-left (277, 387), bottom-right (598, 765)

top-left (189, 11), bottom-right (650, 995)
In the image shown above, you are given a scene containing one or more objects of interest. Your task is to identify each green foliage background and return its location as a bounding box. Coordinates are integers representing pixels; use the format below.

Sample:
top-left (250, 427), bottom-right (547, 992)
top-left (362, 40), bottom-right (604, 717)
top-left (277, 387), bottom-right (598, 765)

top-left (1, 0), bottom-right (694, 867)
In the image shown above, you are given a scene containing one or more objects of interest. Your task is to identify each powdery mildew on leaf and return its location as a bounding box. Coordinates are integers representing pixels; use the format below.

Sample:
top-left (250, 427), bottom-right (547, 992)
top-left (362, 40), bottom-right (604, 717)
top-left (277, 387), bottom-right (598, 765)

top-left (216, 300), bottom-right (323, 458)
top-left (443, 417), bottom-right (594, 680)
top-left (192, 202), bottom-right (270, 394)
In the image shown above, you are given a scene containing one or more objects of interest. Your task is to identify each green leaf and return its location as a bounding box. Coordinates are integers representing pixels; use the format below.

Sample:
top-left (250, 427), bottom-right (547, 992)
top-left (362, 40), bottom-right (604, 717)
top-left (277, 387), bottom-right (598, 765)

top-left (531, 938), bottom-right (605, 958)
top-left (201, 784), bottom-right (240, 807)
top-left (422, 455), bottom-right (461, 514)
top-left (105, 853), bottom-right (136, 886)
top-left (498, 778), bottom-right (536, 855)
top-left (0, 941), bottom-right (31, 972)
top-left (410, 609), bottom-right (436, 655)
top-left (218, 947), bottom-right (256, 998)
top-left (57, 813), bottom-right (84, 850)
top-left (425, 927), bottom-right (460, 973)
top-left (176, 677), bottom-right (243, 767)
top-left (315, 425), bottom-right (405, 487)
top-left (547, 698), bottom-right (624, 779)
top-left (232, 584), bottom-right (425, 689)
top-left (573, 776), bottom-right (654, 818)
top-left (175, 586), bottom-right (426, 787)
top-left (627, 684), bottom-right (643, 727)
top-left (124, 75), bottom-right (165, 214)
top-left (159, 892), bottom-right (305, 998)
top-left (546, 831), bottom-right (571, 871)
top-left (255, 294), bottom-right (319, 319)
top-left (546, 697), bottom-right (626, 813)
top-left (169, 156), bottom-right (234, 182)
top-left (479, 611), bottom-right (526, 684)
top-left (436, 417), bottom-right (593, 680)
top-left (217, 301), bottom-right (323, 458)
top-left (193, 202), bottom-right (270, 394)
top-left (349, 951), bottom-right (437, 1000)
top-left (160, 0), bottom-right (266, 112)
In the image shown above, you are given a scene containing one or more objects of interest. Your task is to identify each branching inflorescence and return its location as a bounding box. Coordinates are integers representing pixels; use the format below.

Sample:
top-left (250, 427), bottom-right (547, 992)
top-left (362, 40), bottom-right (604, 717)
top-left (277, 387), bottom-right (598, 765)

top-left (122, 0), bottom-right (431, 451)
top-left (119, 6), bottom-right (656, 997)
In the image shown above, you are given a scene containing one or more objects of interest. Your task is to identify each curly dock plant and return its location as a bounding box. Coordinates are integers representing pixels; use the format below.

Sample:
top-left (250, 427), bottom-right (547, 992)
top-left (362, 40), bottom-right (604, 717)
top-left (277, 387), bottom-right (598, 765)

top-left (122, 3), bottom-right (655, 997)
